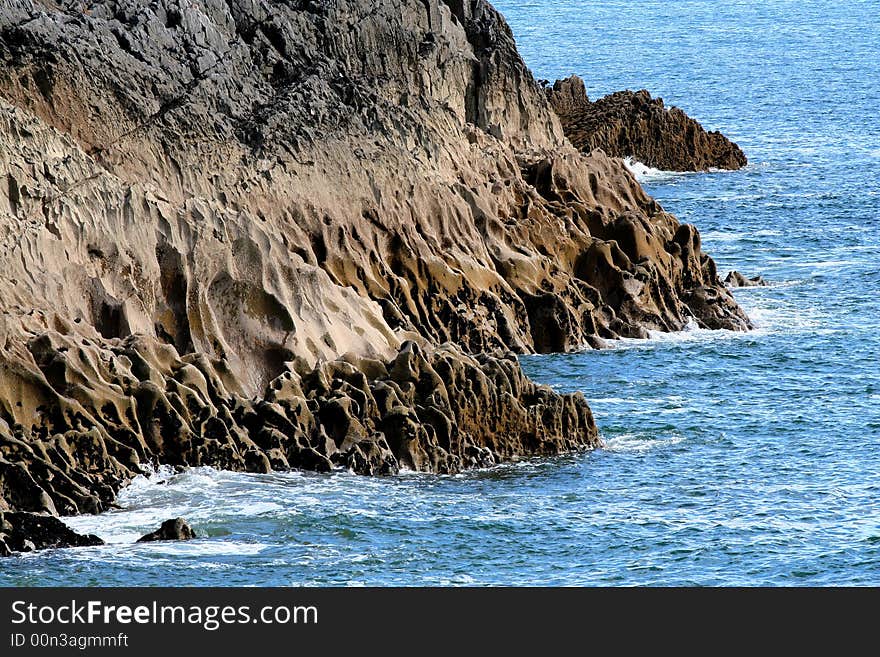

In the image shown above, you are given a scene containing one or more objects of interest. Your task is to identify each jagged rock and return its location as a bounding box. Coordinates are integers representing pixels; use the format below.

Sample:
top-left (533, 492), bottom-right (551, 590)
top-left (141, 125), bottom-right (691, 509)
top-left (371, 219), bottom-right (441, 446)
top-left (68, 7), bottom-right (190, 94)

top-left (0, 511), bottom-right (104, 555)
top-left (0, 1), bottom-right (751, 547)
top-left (547, 75), bottom-right (747, 171)
top-left (138, 518), bottom-right (196, 542)
top-left (0, 333), bottom-right (601, 516)
top-left (725, 271), bottom-right (768, 287)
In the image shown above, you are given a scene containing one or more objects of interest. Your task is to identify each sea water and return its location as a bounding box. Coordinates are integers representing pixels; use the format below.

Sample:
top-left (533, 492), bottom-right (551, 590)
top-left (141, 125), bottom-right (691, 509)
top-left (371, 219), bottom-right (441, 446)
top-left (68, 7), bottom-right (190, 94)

top-left (2, 0), bottom-right (878, 585)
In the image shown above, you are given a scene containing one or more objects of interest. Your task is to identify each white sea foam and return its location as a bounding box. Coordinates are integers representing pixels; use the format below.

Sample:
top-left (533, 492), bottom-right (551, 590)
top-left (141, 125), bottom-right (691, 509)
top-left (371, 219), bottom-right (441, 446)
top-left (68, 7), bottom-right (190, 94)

top-left (605, 317), bottom-right (756, 350)
top-left (63, 466), bottom-right (283, 544)
top-left (703, 229), bottom-right (782, 242)
top-left (623, 157), bottom-right (741, 184)
top-left (64, 509), bottom-right (188, 545)
top-left (136, 462), bottom-right (177, 478)
top-left (623, 158), bottom-right (686, 184)
top-left (700, 230), bottom-right (746, 243)
top-left (602, 433), bottom-right (686, 454)
top-left (597, 281), bottom-right (832, 352)
top-left (134, 541), bottom-right (271, 557)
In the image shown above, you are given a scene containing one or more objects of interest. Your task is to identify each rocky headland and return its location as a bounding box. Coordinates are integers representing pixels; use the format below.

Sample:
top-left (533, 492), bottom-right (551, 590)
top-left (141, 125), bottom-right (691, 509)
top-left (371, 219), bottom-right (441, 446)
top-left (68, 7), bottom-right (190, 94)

top-left (0, 0), bottom-right (749, 553)
top-left (547, 75), bottom-right (748, 171)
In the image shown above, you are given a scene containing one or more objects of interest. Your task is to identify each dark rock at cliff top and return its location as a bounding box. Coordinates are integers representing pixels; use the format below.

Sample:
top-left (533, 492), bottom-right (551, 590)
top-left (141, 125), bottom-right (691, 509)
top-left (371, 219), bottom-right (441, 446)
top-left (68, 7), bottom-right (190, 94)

top-left (547, 76), bottom-right (748, 172)
top-left (0, 511), bottom-right (104, 555)
top-left (0, 0), bottom-right (750, 530)
top-left (138, 517), bottom-right (196, 542)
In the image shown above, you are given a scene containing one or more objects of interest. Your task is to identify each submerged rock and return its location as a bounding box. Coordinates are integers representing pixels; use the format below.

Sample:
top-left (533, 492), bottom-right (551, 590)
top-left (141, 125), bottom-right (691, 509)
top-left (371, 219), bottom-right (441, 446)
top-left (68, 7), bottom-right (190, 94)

top-left (547, 76), bottom-right (748, 171)
top-left (138, 518), bottom-right (197, 542)
top-left (0, 511), bottom-right (103, 556)
top-left (725, 271), bottom-right (768, 287)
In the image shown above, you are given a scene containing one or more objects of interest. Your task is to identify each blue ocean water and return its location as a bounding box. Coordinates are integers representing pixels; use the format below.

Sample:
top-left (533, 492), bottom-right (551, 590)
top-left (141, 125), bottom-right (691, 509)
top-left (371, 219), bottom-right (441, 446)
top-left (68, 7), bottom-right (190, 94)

top-left (2, 0), bottom-right (879, 586)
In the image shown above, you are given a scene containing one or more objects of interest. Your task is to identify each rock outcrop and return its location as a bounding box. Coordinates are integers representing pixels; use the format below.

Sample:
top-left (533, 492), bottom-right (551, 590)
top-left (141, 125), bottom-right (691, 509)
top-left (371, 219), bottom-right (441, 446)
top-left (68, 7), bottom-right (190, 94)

top-left (0, 511), bottom-right (103, 555)
top-left (138, 517), bottom-right (196, 542)
top-left (724, 271), bottom-right (767, 287)
top-left (0, 0), bottom-right (751, 549)
top-left (547, 76), bottom-right (747, 171)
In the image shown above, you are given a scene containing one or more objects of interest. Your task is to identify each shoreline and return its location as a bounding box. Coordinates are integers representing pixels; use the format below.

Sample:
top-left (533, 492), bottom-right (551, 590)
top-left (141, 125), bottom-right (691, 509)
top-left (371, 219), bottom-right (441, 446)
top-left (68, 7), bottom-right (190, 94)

top-left (1, 0), bottom-right (750, 556)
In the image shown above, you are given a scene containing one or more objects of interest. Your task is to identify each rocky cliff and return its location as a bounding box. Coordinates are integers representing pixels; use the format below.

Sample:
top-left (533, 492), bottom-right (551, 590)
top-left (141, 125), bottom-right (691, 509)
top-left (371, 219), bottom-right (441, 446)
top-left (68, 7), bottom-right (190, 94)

top-left (547, 75), bottom-right (748, 171)
top-left (0, 0), bottom-right (750, 542)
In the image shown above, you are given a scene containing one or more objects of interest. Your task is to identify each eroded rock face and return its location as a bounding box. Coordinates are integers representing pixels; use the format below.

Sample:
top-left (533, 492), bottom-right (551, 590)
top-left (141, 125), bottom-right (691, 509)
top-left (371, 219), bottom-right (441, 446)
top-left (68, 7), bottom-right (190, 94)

top-left (0, 511), bottom-right (103, 555)
top-left (0, 321), bottom-right (599, 520)
top-left (547, 76), bottom-right (748, 172)
top-left (0, 1), bottom-right (750, 537)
